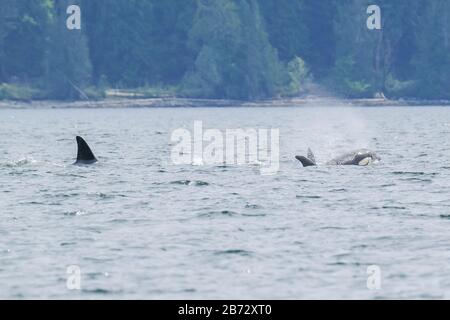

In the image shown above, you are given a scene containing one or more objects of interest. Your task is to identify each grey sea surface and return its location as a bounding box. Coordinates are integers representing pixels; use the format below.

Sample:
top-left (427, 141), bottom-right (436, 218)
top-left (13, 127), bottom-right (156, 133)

top-left (1, 105), bottom-right (450, 299)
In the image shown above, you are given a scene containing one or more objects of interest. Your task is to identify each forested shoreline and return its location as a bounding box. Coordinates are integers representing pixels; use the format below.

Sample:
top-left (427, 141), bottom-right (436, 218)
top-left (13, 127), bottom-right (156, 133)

top-left (1, 0), bottom-right (449, 101)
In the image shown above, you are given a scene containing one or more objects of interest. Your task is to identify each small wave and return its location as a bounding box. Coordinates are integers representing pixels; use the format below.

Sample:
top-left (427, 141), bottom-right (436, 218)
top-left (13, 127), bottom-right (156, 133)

top-left (241, 213), bottom-right (267, 217)
top-left (400, 178), bottom-right (433, 183)
top-left (199, 210), bottom-right (238, 218)
top-left (392, 171), bottom-right (438, 176)
top-left (214, 249), bottom-right (253, 256)
top-left (170, 180), bottom-right (210, 186)
top-left (329, 188), bottom-right (347, 192)
top-left (108, 218), bottom-right (129, 224)
top-left (95, 192), bottom-right (123, 200)
top-left (319, 226), bottom-right (347, 230)
top-left (82, 288), bottom-right (120, 295)
top-left (60, 242), bottom-right (77, 247)
top-left (370, 206), bottom-right (407, 210)
top-left (296, 195), bottom-right (321, 199)
top-left (379, 183), bottom-right (396, 187)
top-left (64, 210), bottom-right (88, 216)
top-left (245, 204), bottom-right (262, 209)
top-left (50, 193), bottom-right (80, 199)
top-left (85, 272), bottom-right (111, 280)
top-left (170, 180), bottom-right (191, 185)
top-left (328, 261), bottom-right (362, 267)
top-left (4, 157), bottom-right (37, 167)
top-left (55, 173), bottom-right (86, 178)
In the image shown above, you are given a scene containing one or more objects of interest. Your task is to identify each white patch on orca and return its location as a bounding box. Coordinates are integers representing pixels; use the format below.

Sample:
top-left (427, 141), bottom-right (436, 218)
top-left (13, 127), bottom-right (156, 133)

top-left (358, 157), bottom-right (372, 166)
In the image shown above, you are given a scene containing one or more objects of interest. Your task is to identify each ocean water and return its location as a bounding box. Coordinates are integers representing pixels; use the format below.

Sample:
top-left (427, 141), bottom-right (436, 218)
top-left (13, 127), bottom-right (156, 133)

top-left (1, 105), bottom-right (450, 299)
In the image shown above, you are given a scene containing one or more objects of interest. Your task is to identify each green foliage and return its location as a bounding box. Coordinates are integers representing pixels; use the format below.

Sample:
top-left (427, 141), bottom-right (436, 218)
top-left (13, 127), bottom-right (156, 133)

top-left (82, 0), bottom-right (195, 87)
top-left (0, 0), bottom-right (449, 100)
top-left (109, 85), bottom-right (178, 99)
top-left (282, 56), bottom-right (311, 96)
top-left (83, 87), bottom-right (106, 100)
top-left (345, 80), bottom-right (372, 98)
top-left (0, 83), bottom-right (43, 100)
top-left (326, 55), bottom-right (371, 98)
top-left (259, 0), bottom-right (308, 63)
top-left (0, 0), bottom-right (53, 82)
top-left (411, 0), bottom-right (450, 99)
top-left (44, 0), bottom-right (93, 100)
top-left (182, 0), bottom-right (282, 99)
top-left (384, 75), bottom-right (416, 98)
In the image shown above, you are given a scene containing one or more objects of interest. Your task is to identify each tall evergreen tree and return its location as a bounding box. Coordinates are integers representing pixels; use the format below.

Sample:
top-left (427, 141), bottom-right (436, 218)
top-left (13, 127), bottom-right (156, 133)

top-left (0, 0), bottom-right (52, 83)
top-left (47, 0), bottom-right (92, 99)
top-left (329, 0), bottom-right (380, 97)
top-left (412, 0), bottom-right (450, 99)
top-left (259, 0), bottom-right (308, 63)
top-left (0, 1), bottom-right (18, 82)
top-left (183, 0), bottom-right (281, 99)
top-left (301, 0), bottom-right (337, 79)
top-left (83, 0), bottom-right (195, 87)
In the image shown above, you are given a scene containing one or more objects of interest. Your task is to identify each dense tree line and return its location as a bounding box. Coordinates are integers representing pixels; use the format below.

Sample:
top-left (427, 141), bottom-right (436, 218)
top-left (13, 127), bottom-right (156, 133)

top-left (0, 0), bottom-right (449, 100)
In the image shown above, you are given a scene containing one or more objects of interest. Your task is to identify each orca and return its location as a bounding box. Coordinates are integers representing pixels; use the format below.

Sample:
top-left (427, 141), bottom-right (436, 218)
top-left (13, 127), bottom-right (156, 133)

top-left (295, 148), bottom-right (317, 167)
top-left (296, 148), bottom-right (380, 167)
top-left (75, 136), bottom-right (97, 165)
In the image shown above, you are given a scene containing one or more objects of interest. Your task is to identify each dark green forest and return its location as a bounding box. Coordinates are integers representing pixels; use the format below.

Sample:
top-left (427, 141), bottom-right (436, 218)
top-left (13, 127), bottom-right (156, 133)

top-left (0, 0), bottom-right (449, 100)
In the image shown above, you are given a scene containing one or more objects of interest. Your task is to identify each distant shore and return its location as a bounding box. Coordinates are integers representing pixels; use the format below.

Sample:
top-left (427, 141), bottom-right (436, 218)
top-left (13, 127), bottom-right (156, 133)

top-left (1, 96), bottom-right (450, 109)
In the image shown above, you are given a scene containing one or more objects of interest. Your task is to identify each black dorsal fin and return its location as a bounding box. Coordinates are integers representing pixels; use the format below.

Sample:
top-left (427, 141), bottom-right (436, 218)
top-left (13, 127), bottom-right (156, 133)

top-left (76, 136), bottom-right (97, 164)
top-left (295, 156), bottom-right (316, 167)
